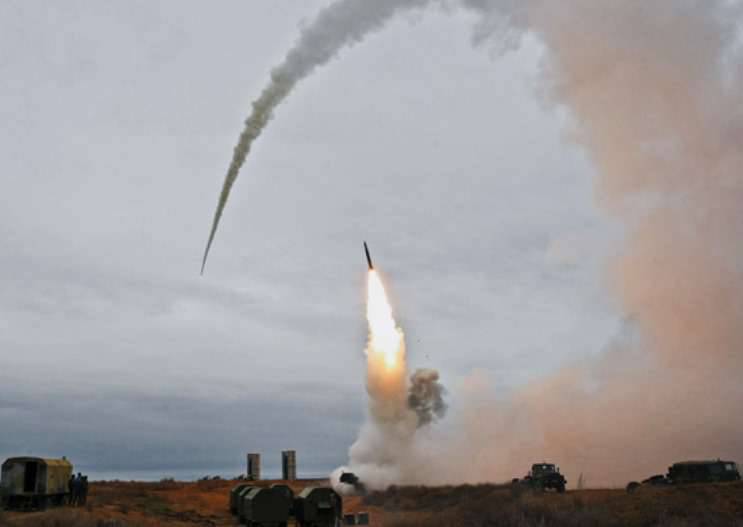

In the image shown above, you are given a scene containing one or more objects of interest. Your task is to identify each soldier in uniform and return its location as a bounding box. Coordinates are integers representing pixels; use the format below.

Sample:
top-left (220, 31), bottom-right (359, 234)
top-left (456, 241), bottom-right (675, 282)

top-left (79, 476), bottom-right (89, 506)
top-left (73, 472), bottom-right (83, 506)
top-left (68, 474), bottom-right (76, 505)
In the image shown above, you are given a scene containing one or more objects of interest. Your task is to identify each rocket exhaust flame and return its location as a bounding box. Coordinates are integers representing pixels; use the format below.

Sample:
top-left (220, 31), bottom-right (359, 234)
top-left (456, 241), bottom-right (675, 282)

top-left (366, 270), bottom-right (399, 368)
top-left (365, 269), bottom-right (407, 399)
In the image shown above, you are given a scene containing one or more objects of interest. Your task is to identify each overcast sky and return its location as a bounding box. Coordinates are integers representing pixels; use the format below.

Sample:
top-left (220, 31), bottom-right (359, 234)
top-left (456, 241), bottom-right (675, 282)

top-left (0, 1), bottom-right (622, 478)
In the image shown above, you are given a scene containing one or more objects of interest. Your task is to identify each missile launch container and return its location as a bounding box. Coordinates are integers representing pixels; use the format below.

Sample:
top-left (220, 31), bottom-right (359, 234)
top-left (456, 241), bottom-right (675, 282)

top-left (270, 484), bottom-right (294, 515)
top-left (1, 457), bottom-right (73, 510)
top-left (230, 483), bottom-right (252, 514)
top-left (294, 487), bottom-right (342, 527)
top-left (242, 486), bottom-right (293, 526)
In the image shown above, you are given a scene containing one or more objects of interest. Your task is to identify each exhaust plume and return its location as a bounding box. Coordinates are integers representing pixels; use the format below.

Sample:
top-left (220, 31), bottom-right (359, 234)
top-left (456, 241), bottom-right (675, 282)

top-left (201, 0), bottom-right (433, 273)
top-left (441, 0), bottom-right (743, 486)
top-left (333, 0), bottom-right (743, 488)
top-left (335, 269), bottom-right (447, 491)
top-left (408, 368), bottom-right (447, 427)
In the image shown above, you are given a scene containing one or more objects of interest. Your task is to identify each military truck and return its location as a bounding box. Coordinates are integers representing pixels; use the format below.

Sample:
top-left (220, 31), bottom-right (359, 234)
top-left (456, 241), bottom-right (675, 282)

top-left (512, 463), bottom-right (567, 493)
top-left (668, 460), bottom-right (740, 484)
top-left (627, 459), bottom-right (740, 492)
top-left (1, 457), bottom-right (73, 510)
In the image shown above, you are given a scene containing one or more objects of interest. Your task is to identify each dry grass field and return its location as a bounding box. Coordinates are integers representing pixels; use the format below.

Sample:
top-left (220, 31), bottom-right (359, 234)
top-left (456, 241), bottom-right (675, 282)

top-left (1, 480), bottom-right (741, 526)
top-left (370, 482), bottom-right (743, 527)
top-left (0, 479), bottom-right (335, 527)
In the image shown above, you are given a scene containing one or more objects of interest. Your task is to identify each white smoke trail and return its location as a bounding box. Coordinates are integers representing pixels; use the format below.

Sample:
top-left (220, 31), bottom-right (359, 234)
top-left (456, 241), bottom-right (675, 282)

top-left (201, 0), bottom-right (435, 273)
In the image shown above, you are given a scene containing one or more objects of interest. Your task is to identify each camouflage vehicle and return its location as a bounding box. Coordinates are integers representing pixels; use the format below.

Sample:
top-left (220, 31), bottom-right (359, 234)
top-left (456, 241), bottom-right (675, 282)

top-left (626, 459), bottom-right (740, 492)
top-left (513, 463), bottom-right (567, 493)
top-left (1, 457), bottom-right (73, 510)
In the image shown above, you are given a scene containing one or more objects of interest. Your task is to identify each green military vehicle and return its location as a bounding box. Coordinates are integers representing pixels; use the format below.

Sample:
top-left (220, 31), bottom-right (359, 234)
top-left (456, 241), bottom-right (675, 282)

top-left (668, 460), bottom-right (740, 484)
top-left (627, 459), bottom-right (740, 492)
top-left (512, 463), bottom-right (567, 493)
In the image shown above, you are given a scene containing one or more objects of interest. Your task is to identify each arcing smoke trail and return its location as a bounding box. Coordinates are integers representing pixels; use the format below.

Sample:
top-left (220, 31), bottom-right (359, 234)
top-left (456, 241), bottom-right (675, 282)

top-left (201, 0), bottom-right (434, 273)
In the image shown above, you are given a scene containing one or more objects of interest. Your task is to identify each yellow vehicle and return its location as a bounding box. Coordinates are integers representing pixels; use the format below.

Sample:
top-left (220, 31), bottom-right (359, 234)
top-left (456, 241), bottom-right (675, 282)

top-left (1, 457), bottom-right (73, 510)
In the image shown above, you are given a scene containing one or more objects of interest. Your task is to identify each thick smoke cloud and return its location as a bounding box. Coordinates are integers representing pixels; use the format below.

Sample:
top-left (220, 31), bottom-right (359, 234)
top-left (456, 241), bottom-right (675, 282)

top-left (334, 0), bottom-right (743, 488)
top-left (408, 368), bottom-right (447, 427)
top-left (206, 0), bottom-right (743, 489)
top-left (201, 0), bottom-right (434, 272)
top-left (441, 0), bottom-right (743, 487)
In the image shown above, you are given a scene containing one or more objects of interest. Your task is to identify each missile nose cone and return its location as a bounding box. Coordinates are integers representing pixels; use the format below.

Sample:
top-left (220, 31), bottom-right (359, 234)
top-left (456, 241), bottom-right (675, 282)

top-left (364, 241), bottom-right (374, 270)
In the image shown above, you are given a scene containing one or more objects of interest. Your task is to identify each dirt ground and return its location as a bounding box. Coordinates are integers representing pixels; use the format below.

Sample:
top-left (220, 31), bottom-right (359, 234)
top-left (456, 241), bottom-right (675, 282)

top-left (0, 478), bottom-right (381, 527)
top-left (1, 479), bottom-right (742, 526)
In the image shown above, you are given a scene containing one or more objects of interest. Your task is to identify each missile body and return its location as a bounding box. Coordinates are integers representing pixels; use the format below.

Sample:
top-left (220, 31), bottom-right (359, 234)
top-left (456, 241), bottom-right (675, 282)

top-left (364, 241), bottom-right (374, 270)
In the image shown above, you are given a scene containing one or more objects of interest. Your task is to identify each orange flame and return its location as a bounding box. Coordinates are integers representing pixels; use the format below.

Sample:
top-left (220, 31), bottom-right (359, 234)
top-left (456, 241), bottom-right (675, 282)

top-left (366, 270), bottom-right (404, 370)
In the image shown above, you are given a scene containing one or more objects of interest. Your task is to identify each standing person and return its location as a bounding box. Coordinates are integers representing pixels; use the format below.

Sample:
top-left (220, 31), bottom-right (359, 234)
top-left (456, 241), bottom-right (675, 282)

top-left (73, 472), bottom-right (83, 506)
top-left (67, 474), bottom-right (76, 506)
top-left (80, 476), bottom-right (89, 506)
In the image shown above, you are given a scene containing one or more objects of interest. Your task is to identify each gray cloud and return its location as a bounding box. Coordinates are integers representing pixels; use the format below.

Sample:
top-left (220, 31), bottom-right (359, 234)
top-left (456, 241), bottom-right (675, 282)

top-left (0, 378), bottom-right (362, 477)
top-left (0, 1), bottom-right (620, 479)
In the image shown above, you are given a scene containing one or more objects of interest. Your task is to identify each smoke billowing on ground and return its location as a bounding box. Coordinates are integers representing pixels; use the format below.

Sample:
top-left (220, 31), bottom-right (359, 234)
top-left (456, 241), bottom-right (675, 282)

top-left (206, 0), bottom-right (743, 489)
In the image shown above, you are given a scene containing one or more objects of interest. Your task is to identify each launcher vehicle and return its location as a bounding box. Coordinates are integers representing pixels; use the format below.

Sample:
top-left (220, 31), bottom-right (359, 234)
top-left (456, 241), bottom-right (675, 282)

top-left (512, 463), bottom-right (567, 493)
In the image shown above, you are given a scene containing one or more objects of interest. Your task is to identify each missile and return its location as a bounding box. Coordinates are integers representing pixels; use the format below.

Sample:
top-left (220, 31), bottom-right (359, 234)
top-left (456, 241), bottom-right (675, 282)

top-left (364, 241), bottom-right (374, 270)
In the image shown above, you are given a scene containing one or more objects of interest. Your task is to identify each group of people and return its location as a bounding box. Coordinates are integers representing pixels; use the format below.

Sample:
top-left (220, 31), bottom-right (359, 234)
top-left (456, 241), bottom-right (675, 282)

top-left (67, 472), bottom-right (89, 506)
